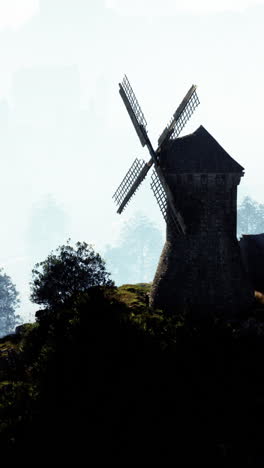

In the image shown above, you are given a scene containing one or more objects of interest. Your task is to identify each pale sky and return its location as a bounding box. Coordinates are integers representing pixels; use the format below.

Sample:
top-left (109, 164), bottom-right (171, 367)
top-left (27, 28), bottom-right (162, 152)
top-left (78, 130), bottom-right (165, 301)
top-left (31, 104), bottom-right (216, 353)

top-left (0, 0), bottom-right (39, 29)
top-left (0, 0), bottom-right (263, 322)
top-left (106, 0), bottom-right (264, 14)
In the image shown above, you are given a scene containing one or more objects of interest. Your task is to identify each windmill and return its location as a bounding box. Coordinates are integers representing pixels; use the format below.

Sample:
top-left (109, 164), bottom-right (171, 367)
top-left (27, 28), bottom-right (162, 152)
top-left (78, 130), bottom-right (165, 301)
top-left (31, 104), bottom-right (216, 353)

top-left (112, 75), bottom-right (200, 234)
top-left (113, 76), bottom-right (254, 314)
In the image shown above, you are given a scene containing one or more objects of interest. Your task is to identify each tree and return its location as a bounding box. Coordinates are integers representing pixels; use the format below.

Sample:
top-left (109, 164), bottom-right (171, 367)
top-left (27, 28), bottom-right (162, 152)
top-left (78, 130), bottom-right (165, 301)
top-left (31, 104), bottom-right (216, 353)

top-left (27, 194), bottom-right (68, 262)
top-left (30, 240), bottom-right (114, 309)
top-left (237, 196), bottom-right (264, 239)
top-left (104, 213), bottom-right (164, 285)
top-left (0, 269), bottom-right (20, 336)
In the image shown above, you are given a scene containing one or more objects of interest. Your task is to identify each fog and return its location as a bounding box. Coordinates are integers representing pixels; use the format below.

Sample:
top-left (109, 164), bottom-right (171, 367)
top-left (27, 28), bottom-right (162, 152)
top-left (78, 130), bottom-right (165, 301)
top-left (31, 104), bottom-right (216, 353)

top-left (0, 0), bottom-right (263, 321)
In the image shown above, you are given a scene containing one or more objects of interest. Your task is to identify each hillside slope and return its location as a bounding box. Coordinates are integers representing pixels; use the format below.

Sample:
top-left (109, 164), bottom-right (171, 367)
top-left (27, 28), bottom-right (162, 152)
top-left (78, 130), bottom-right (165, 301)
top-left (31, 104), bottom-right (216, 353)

top-left (1, 284), bottom-right (264, 464)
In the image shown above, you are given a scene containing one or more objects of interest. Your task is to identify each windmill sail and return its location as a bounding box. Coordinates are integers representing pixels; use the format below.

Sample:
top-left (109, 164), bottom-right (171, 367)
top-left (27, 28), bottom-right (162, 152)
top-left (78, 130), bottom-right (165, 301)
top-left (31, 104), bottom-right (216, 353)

top-left (114, 75), bottom-right (199, 235)
top-left (150, 168), bottom-right (184, 234)
top-left (158, 85), bottom-right (199, 147)
top-left (113, 158), bottom-right (152, 214)
top-left (119, 75), bottom-right (149, 147)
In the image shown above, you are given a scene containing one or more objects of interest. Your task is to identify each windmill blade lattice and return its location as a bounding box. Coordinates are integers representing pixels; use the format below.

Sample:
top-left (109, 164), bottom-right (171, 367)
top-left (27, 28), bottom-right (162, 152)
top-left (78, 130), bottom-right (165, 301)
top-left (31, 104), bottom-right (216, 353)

top-left (150, 168), bottom-right (182, 233)
top-left (158, 85), bottom-right (200, 147)
top-left (171, 87), bottom-right (200, 139)
top-left (113, 158), bottom-right (151, 214)
top-left (113, 75), bottom-right (200, 235)
top-left (119, 75), bottom-right (149, 147)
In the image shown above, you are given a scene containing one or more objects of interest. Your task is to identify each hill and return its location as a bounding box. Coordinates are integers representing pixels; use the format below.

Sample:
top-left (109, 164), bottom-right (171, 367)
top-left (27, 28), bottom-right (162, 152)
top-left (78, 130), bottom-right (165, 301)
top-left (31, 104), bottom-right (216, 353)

top-left (1, 284), bottom-right (264, 464)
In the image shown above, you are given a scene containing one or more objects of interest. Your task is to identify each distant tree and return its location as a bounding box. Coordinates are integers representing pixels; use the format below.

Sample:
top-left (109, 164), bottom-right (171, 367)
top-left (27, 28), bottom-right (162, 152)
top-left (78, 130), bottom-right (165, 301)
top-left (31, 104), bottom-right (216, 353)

top-left (0, 269), bottom-right (20, 336)
top-left (30, 240), bottom-right (114, 309)
top-left (104, 213), bottom-right (164, 285)
top-left (237, 196), bottom-right (264, 239)
top-left (27, 194), bottom-right (68, 262)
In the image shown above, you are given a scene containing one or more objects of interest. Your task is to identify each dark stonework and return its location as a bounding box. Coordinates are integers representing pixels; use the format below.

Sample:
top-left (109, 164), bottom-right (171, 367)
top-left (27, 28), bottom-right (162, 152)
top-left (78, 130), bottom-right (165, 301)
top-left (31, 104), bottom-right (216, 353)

top-left (239, 234), bottom-right (264, 294)
top-left (149, 126), bottom-right (254, 315)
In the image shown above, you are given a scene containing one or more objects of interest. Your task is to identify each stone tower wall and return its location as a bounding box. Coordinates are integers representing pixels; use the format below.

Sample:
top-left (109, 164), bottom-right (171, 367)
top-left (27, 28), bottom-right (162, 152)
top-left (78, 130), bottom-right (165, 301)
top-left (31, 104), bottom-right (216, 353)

top-left (149, 172), bottom-right (254, 315)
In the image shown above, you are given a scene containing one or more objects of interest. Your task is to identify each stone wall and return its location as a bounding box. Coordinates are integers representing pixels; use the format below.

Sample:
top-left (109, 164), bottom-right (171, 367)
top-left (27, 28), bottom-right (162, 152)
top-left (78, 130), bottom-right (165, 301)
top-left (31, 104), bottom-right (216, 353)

top-left (149, 173), bottom-right (254, 315)
top-left (239, 234), bottom-right (264, 294)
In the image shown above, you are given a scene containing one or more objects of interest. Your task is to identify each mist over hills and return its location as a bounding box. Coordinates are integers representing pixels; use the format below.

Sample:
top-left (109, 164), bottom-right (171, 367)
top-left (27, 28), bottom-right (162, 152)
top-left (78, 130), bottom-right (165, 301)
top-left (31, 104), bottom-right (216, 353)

top-left (0, 0), bottom-right (263, 323)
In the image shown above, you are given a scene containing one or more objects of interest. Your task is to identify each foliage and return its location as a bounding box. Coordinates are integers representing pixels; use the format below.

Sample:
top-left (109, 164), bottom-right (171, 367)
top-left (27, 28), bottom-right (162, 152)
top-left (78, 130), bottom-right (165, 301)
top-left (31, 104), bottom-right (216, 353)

top-left (237, 196), bottom-right (264, 238)
top-left (117, 283), bottom-right (151, 311)
top-left (0, 269), bottom-right (20, 337)
top-left (2, 282), bottom-right (264, 463)
top-left (104, 212), bottom-right (164, 285)
top-left (30, 240), bottom-right (114, 309)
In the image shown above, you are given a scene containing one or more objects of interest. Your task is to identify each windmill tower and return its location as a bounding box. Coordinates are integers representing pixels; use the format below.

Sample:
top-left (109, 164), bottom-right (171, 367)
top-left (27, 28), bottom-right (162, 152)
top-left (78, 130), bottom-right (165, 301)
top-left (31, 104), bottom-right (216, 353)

top-left (113, 76), bottom-right (254, 315)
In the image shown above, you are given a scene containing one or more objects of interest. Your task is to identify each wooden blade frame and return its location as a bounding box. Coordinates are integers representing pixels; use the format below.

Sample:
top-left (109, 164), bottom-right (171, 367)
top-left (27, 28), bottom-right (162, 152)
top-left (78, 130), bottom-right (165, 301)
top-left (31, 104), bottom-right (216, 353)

top-left (158, 85), bottom-right (200, 147)
top-left (119, 75), bottom-right (149, 147)
top-left (113, 158), bottom-right (152, 214)
top-left (113, 76), bottom-right (199, 235)
top-left (153, 165), bottom-right (186, 234)
top-left (150, 168), bottom-right (184, 234)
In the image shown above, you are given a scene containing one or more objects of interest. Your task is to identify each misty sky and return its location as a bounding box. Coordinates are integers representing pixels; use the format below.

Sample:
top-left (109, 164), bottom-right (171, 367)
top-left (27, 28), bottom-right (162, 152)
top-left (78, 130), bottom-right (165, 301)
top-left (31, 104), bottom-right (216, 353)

top-left (0, 0), bottom-right (263, 321)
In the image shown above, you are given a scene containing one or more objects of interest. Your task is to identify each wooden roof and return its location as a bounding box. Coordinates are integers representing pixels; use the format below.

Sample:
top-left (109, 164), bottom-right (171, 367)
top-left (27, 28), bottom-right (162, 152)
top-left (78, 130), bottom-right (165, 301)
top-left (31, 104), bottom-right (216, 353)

top-left (161, 125), bottom-right (244, 173)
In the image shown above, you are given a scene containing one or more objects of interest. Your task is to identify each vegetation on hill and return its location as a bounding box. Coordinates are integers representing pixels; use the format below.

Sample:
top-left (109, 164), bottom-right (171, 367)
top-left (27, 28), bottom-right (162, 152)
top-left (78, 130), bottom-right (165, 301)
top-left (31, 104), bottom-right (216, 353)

top-left (0, 279), bottom-right (264, 463)
top-left (30, 240), bottom-right (114, 308)
top-left (0, 240), bottom-right (264, 463)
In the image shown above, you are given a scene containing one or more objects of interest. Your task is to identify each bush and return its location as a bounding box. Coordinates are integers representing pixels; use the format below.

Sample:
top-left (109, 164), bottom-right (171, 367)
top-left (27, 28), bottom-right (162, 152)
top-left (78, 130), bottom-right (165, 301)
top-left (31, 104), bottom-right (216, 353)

top-left (30, 240), bottom-right (114, 309)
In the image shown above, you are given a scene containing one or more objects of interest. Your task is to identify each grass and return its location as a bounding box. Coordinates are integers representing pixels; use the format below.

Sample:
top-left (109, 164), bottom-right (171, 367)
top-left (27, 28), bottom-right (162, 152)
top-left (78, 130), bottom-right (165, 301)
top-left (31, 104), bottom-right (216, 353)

top-left (116, 283), bottom-right (151, 312)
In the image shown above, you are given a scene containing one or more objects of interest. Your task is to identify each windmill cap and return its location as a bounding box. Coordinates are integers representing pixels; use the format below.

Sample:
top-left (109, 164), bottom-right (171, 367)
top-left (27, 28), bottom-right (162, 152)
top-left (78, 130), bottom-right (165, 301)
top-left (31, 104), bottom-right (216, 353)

top-left (162, 125), bottom-right (245, 174)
